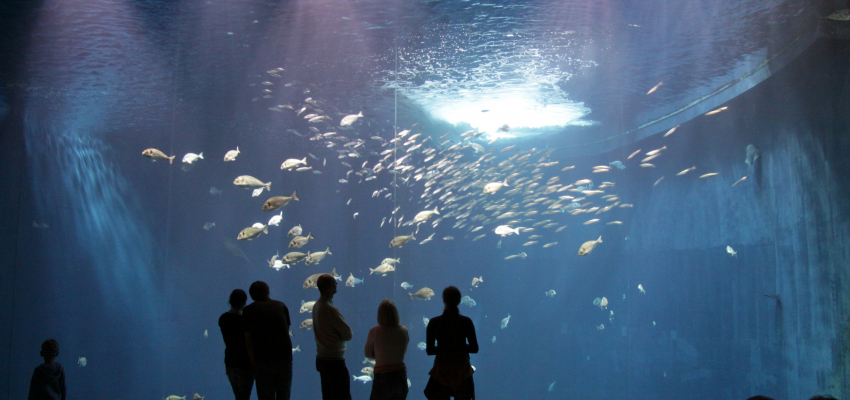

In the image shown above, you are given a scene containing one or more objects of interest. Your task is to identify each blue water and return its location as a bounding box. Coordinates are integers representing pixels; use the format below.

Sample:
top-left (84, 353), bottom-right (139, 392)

top-left (2, 0), bottom-right (849, 399)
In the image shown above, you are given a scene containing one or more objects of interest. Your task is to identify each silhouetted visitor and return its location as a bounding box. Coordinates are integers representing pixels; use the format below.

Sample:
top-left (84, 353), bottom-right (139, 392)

top-left (313, 274), bottom-right (354, 400)
top-left (365, 299), bottom-right (409, 400)
top-left (243, 281), bottom-right (293, 400)
top-left (28, 338), bottom-right (66, 400)
top-left (219, 289), bottom-right (254, 400)
top-left (745, 396), bottom-right (773, 400)
top-left (424, 286), bottom-right (479, 400)
top-left (808, 395), bottom-right (838, 400)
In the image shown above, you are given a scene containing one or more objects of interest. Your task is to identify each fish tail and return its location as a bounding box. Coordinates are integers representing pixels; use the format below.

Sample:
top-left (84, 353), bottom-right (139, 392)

top-left (434, 206), bottom-right (439, 214)
top-left (292, 190), bottom-right (299, 201)
top-left (265, 182), bottom-right (272, 191)
top-left (503, 178), bottom-right (509, 186)
top-left (479, 276), bottom-right (483, 282)
top-left (263, 225), bottom-right (269, 234)
top-left (301, 157), bottom-right (307, 164)
top-left (308, 232), bottom-right (315, 239)
top-left (198, 152), bottom-right (204, 159)
top-left (168, 155), bottom-right (175, 164)
top-left (326, 247), bottom-right (331, 255)
top-left (408, 293), bottom-right (413, 300)
top-left (370, 268), bottom-right (375, 275)
top-left (598, 236), bottom-right (603, 242)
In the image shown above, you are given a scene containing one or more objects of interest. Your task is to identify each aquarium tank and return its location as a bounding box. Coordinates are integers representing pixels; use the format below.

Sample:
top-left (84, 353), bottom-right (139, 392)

top-left (2, 0), bottom-right (850, 399)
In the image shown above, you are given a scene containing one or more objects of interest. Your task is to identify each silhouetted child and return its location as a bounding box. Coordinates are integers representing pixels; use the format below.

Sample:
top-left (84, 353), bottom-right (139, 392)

top-left (28, 339), bottom-right (66, 400)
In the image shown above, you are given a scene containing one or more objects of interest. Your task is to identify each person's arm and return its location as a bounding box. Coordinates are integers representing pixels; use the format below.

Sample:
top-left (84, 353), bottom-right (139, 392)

top-left (331, 306), bottom-right (353, 341)
top-left (425, 321), bottom-right (438, 355)
top-left (245, 332), bottom-right (256, 366)
top-left (28, 369), bottom-right (38, 400)
top-left (59, 367), bottom-right (66, 400)
top-left (401, 326), bottom-right (409, 358)
top-left (465, 319), bottom-right (479, 354)
top-left (364, 327), bottom-right (376, 359)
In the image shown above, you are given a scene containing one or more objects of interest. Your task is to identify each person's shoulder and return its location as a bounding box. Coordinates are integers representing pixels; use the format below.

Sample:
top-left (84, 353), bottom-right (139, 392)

top-left (460, 315), bottom-right (475, 325)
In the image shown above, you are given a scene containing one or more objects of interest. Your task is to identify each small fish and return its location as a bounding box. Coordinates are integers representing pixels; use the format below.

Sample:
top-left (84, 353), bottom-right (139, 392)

top-left (663, 125), bottom-right (679, 137)
top-left (699, 173), bottom-right (718, 178)
top-left (640, 163), bottom-right (655, 168)
top-left (292, 345), bottom-right (301, 353)
top-left (78, 357), bottom-right (87, 367)
top-left (543, 242), bottom-right (557, 248)
top-left (224, 147), bottom-right (240, 161)
top-left (597, 324), bottom-right (605, 331)
top-left (347, 198), bottom-right (352, 205)
top-left (578, 236), bottom-right (602, 256)
top-left (627, 149), bottom-right (641, 160)
top-left (638, 284), bottom-right (645, 294)
top-left (471, 276), bottom-right (483, 287)
top-left (491, 336), bottom-right (496, 344)
top-left (677, 166), bottom-right (696, 176)
top-left (646, 81), bottom-right (663, 95)
top-left (732, 176), bottom-right (747, 187)
top-left (500, 314), bottom-right (511, 329)
top-left (423, 316), bottom-right (430, 327)
top-left (203, 329), bottom-right (208, 338)
top-left (361, 367), bottom-right (374, 376)
top-left (705, 106), bottom-right (728, 115)
top-left (300, 319), bottom-right (313, 330)
top-left (545, 290), bottom-right (556, 297)
top-left (727, 246), bottom-right (737, 257)
top-left (287, 224), bottom-right (302, 237)
top-left (497, 124), bottom-right (510, 132)
top-left (203, 222), bottom-right (215, 230)
top-left (419, 232), bottom-right (435, 245)
top-left (443, 236), bottom-right (454, 241)
top-left (142, 148), bottom-right (175, 164)
top-left (417, 342), bottom-right (427, 351)
top-left (401, 282), bottom-right (413, 290)
top-left (607, 221), bottom-right (622, 225)
top-left (460, 296), bottom-right (477, 307)
top-left (305, 247), bottom-right (332, 265)
top-left (209, 187), bottom-right (222, 195)
top-left (583, 219), bottom-right (600, 225)
top-left (654, 176), bottom-right (664, 186)
top-left (353, 212), bottom-right (359, 219)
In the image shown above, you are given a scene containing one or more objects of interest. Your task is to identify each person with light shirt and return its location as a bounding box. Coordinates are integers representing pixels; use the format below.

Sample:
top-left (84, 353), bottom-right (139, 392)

top-left (313, 274), bottom-right (354, 400)
top-left (365, 299), bottom-right (410, 400)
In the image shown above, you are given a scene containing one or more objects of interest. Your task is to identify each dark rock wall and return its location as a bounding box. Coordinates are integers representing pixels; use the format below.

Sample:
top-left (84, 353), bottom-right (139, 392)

top-left (614, 38), bottom-right (850, 399)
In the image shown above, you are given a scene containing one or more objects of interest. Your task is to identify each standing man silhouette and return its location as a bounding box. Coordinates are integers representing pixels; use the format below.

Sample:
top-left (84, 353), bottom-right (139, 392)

top-left (313, 274), bottom-right (353, 400)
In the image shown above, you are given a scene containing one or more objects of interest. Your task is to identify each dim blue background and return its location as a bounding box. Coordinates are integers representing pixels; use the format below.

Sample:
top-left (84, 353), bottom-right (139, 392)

top-left (2, 0), bottom-right (850, 399)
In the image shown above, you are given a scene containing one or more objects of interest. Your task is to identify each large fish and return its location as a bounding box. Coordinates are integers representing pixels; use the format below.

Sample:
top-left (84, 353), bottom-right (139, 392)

top-left (408, 287), bottom-right (435, 300)
top-left (142, 148), bottom-right (175, 164)
top-left (370, 263), bottom-right (396, 276)
top-left (578, 236), bottom-right (602, 256)
top-left (305, 247), bottom-right (332, 265)
top-left (234, 175), bottom-right (271, 191)
top-left (389, 233), bottom-right (416, 248)
top-left (289, 233), bottom-right (315, 249)
top-left (303, 267), bottom-right (340, 289)
top-left (412, 207), bottom-right (440, 224)
top-left (282, 251), bottom-right (308, 264)
top-left (262, 191), bottom-right (300, 211)
top-left (237, 225), bottom-right (268, 241)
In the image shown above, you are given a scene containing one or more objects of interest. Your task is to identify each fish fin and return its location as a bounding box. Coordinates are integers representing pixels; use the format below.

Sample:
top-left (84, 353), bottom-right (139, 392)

top-left (292, 190), bottom-right (299, 201)
top-left (369, 268), bottom-right (375, 275)
top-left (480, 276), bottom-right (483, 281)
top-left (434, 206), bottom-right (439, 214)
top-left (266, 182), bottom-right (272, 190)
top-left (308, 232), bottom-right (315, 239)
top-left (408, 293), bottom-right (413, 300)
top-left (263, 225), bottom-right (269, 234)
top-left (326, 247), bottom-right (331, 255)
top-left (198, 152), bottom-right (203, 159)
top-left (411, 232), bottom-right (416, 240)
top-left (597, 236), bottom-right (602, 242)
top-left (358, 111), bottom-right (363, 117)
top-left (168, 155), bottom-right (175, 164)
top-left (236, 146), bottom-right (239, 152)
top-left (503, 178), bottom-right (509, 186)
top-left (301, 157), bottom-right (307, 164)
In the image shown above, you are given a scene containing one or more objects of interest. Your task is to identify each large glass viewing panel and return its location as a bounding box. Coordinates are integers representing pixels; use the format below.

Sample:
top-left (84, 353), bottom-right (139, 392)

top-left (1, 0), bottom-right (850, 399)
